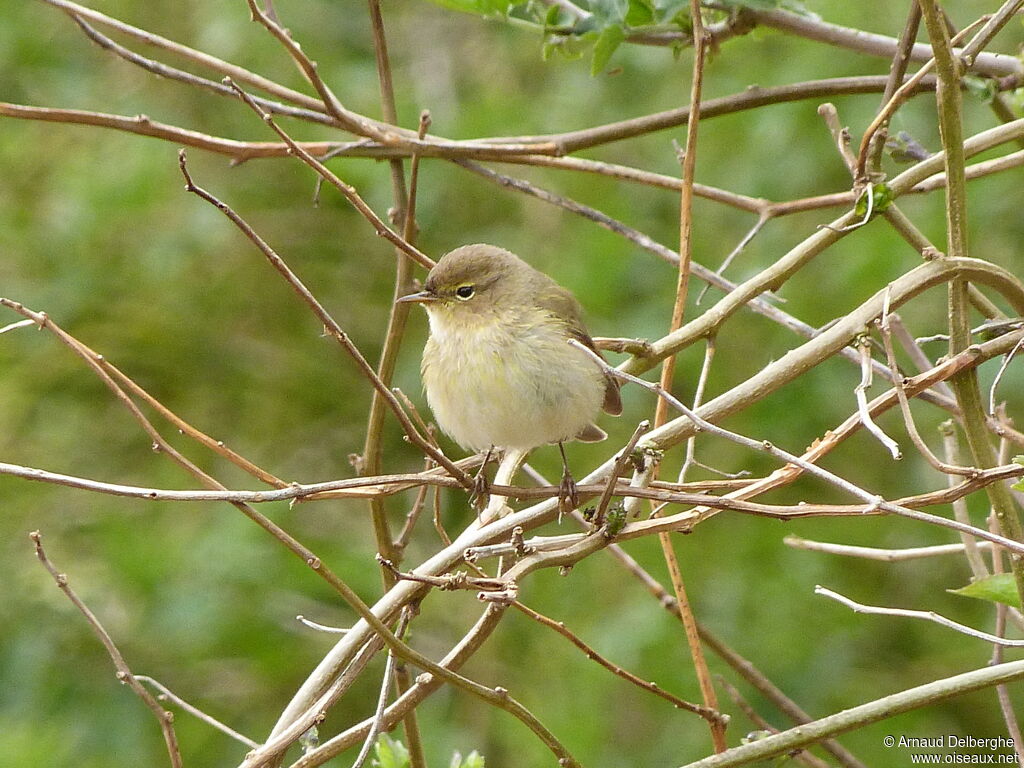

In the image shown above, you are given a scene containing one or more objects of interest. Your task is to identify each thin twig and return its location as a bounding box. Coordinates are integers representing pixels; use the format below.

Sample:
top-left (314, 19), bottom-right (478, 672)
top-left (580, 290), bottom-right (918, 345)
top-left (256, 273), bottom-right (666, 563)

top-left (593, 421), bottom-right (650, 526)
top-left (857, 18), bottom-right (986, 178)
top-left (297, 615), bottom-right (351, 634)
top-left (39, 0), bottom-right (329, 111)
top-left (492, 75), bottom-right (948, 153)
top-left (135, 675), bottom-right (259, 749)
top-left (570, 338), bottom-right (1024, 556)
top-left (922, 0), bottom-right (1024, 610)
top-left (878, 296), bottom-right (974, 474)
top-left (784, 535), bottom-right (994, 562)
top-left (176, 150), bottom-right (471, 491)
top-left (740, 5), bottom-right (1021, 79)
top-left (679, 338), bottom-right (715, 482)
top-left (716, 678), bottom-right (831, 768)
top-left (816, 585), bottom-right (1024, 647)
top-left (854, 333), bottom-right (901, 459)
top-left (283, 606), bottom-right (508, 768)
top-left (679, 659), bottom-right (1024, 768)
top-left (989, 336), bottom-right (1024, 416)
top-left (67, 13), bottom-right (333, 125)
top-left (244, 0), bottom-right (390, 141)
top-left (511, 601), bottom-right (726, 723)
top-left (224, 81), bottom-right (434, 270)
top-left (350, 620), bottom-right (402, 768)
top-left (864, 2), bottom-right (921, 172)
top-left (940, 422), bottom-right (992, 580)
top-left (602, 545), bottom-right (869, 768)
top-left (31, 532), bottom-right (183, 768)
top-left (361, 0), bottom-right (417, 583)
top-left (650, 7), bottom-right (726, 750)
top-left (0, 318), bottom-right (35, 335)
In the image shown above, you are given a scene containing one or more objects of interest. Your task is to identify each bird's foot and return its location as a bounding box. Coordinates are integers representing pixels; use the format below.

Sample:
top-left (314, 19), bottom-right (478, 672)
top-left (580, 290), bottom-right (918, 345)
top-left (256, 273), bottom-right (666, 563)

top-left (557, 465), bottom-right (580, 521)
top-left (469, 447), bottom-right (494, 514)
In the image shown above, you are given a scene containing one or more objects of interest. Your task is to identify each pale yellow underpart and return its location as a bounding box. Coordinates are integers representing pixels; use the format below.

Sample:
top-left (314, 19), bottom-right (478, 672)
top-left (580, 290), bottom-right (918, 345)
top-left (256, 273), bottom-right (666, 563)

top-left (421, 305), bottom-right (606, 452)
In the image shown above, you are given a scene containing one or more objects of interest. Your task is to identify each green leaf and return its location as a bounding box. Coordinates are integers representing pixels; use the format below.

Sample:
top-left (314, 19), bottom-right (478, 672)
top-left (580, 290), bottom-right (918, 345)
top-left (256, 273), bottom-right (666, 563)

top-left (450, 750), bottom-right (486, 768)
top-left (422, 0), bottom-right (486, 14)
top-left (1013, 456), bottom-right (1024, 491)
top-left (421, 0), bottom-right (515, 15)
top-left (716, 0), bottom-right (813, 14)
top-left (544, 31), bottom-right (593, 61)
top-left (717, 0), bottom-right (783, 10)
top-left (853, 182), bottom-right (893, 218)
top-left (964, 75), bottom-right (999, 104)
top-left (605, 502), bottom-right (628, 536)
top-left (591, 24), bottom-right (625, 75)
top-left (589, 0), bottom-right (629, 24)
top-left (949, 573), bottom-right (1022, 608)
top-left (624, 0), bottom-right (655, 26)
top-left (373, 734), bottom-right (411, 768)
top-left (653, 0), bottom-right (690, 24)
top-left (299, 726), bottom-right (319, 752)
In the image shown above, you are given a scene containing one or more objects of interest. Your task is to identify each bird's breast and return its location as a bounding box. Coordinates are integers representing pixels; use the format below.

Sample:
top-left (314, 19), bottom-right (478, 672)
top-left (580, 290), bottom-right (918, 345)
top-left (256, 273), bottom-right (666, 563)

top-left (420, 311), bottom-right (605, 452)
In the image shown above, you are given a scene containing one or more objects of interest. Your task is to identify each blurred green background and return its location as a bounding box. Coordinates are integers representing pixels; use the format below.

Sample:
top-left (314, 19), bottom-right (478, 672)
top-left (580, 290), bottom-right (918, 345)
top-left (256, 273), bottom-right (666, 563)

top-left (2, 1), bottom-right (1023, 766)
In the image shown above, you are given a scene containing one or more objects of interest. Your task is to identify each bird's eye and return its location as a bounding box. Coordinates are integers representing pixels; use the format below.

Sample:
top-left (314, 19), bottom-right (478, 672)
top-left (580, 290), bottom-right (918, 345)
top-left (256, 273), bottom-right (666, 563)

top-left (455, 285), bottom-right (475, 300)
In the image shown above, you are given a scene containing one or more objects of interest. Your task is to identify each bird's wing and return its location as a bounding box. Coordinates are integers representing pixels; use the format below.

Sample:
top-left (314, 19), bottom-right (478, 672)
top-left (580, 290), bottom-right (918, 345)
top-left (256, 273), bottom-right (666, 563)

top-left (538, 286), bottom-right (623, 417)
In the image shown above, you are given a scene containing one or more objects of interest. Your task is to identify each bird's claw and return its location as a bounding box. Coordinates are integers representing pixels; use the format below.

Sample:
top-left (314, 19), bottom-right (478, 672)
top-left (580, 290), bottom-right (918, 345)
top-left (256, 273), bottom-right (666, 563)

top-left (470, 472), bottom-right (491, 513)
top-left (470, 450), bottom-right (493, 513)
top-left (558, 467), bottom-right (579, 519)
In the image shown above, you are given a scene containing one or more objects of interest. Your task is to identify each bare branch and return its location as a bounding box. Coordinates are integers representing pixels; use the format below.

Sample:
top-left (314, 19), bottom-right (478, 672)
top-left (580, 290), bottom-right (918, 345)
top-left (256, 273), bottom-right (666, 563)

top-left (512, 601), bottom-right (726, 723)
top-left (31, 532), bottom-right (183, 768)
top-left (134, 676), bottom-right (259, 749)
top-left (784, 535), bottom-right (995, 562)
top-left (816, 585), bottom-right (1024, 647)
top-left (678, 658), bottom-right (1024, 768)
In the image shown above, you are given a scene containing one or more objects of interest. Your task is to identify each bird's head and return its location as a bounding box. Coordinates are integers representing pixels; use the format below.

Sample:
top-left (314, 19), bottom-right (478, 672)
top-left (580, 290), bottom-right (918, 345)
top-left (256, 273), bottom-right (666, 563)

top-left (397, 244), bottom-right (533, 323)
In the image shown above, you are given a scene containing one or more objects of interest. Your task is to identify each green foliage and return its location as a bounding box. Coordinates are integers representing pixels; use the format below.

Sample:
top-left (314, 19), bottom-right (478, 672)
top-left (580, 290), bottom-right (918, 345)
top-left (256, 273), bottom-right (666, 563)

top-left (963, 75), bottom-right (1000, 104)
top-left (716, 0), bottom-right (811, 13)
top-left (885, 131), bottom-right (931, 164)
top-left (853, 182), bottom-right (894, 219)
top-left (949, 574), bottom-right (1022, 609)
top-left (450, 749), bottom-right (486, 768)
top-left (591, 24), bottom-right (626, 74)
top-left (1014, 456), bottom-right (1024, 491)
top-left (424, 0), bottom-right (518, 15)
top-left (373, 734), bottom-right (411, 768)
top-left (370, 735), bottom-right (484, 768)
top-left (604, 502), bottom-right (629, 536)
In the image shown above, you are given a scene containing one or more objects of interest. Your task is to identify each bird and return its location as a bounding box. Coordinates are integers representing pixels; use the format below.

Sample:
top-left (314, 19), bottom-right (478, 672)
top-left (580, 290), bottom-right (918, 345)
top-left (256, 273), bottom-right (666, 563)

top-left (398, 243), bottom-right (621, 513)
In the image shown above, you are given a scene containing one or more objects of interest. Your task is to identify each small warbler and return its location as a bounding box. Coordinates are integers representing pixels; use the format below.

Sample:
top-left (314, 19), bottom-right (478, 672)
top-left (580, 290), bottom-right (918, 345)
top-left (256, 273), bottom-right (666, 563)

top-left (398, 244), bottom-right (621, 505)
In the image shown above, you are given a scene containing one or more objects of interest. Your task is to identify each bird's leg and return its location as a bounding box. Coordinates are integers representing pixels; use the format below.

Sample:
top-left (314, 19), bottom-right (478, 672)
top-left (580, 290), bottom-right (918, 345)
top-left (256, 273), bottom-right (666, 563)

top-left (557, 441), bottom-right (579, 520)
top-left (481, 448), bottom-right (527, 525)
top-left (469, 446), bottom-right (494, 514)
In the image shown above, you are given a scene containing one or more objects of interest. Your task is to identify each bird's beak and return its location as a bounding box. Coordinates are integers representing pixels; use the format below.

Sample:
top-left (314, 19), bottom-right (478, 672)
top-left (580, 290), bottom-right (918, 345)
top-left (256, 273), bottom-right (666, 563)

top-left (396, 290), bottom-right (439, 305)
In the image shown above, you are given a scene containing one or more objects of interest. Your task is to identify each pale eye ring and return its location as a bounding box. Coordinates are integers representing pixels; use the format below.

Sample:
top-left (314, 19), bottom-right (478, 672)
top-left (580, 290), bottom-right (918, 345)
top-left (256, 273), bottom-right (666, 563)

top-left (455, 285), bottom-right (475, 300)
